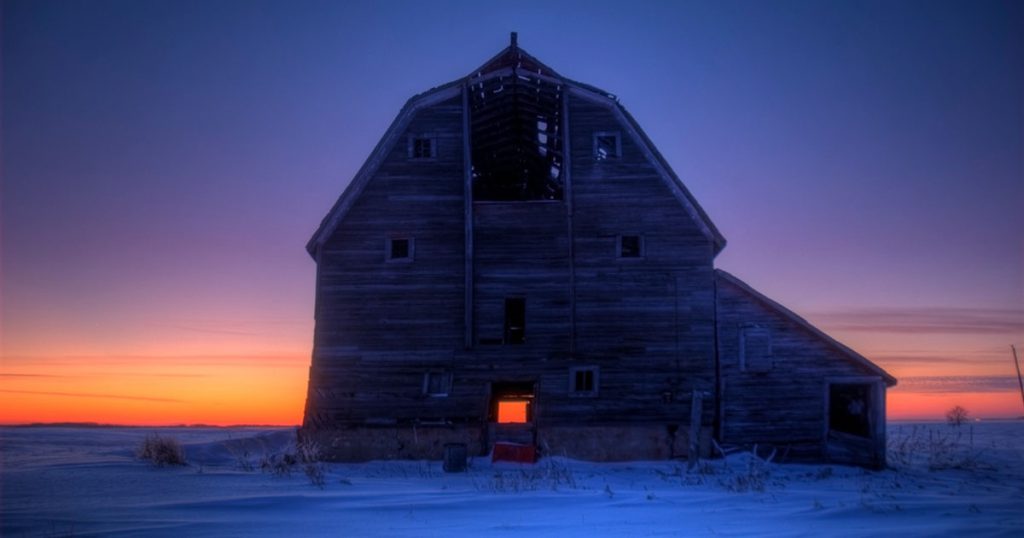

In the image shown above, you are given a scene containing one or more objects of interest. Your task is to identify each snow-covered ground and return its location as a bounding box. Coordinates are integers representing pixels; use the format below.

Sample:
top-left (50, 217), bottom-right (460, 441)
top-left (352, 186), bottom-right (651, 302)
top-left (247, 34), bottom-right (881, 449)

top-left (2, 421), bottom-right (1021, 537)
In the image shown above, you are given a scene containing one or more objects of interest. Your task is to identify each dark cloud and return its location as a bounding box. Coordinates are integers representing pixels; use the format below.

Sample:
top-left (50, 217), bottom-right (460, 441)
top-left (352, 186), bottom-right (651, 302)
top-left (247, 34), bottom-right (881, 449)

top-left (891, 376), bottom-right (1021, 393)
top-left (813, 307), bottom-right (1024, 335)
top-left (870, 354), bottom-right (1009, 366)
top-left (170, 325), bottom-right (260, 336)
top-left (0, 389), bottom-right (182, 403)
top-left (2, 353), bottom-right (305, 366)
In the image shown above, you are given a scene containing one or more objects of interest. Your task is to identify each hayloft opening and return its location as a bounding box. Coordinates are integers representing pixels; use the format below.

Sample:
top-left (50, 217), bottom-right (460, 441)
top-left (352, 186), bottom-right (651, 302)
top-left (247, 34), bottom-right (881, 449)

top-left (469, 51), bottom-right (564, 201)
top-left (828, 383), bottom-right (871, 438)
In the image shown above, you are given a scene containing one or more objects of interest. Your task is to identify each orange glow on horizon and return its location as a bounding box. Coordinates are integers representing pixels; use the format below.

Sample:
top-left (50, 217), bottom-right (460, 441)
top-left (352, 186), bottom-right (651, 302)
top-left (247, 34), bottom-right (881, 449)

top-left (497, 401), bottom-right (528, 423)
top-left (887, 390), bottom-right (1022, 421)
top-left (3, 354), bottom-right (1021, 425)
top-left (0, 352), bottom-right (308, 426)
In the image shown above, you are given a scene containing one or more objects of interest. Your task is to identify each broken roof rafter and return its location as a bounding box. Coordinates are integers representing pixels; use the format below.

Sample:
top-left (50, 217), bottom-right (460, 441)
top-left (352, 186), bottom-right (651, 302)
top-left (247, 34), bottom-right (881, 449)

top-left (470, 56), bottom-right (564, 202)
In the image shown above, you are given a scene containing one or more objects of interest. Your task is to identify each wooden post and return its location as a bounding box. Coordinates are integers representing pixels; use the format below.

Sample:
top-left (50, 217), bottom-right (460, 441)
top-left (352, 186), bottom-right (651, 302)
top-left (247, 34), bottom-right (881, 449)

top-left (562, 84), bottom-right (575, 355)
top-left (1013, 345), bottom-right (1024, 412)
top-left (462, 84), bottom-right (474, 349)
top-left (688, 391), bottom-right (703, 470)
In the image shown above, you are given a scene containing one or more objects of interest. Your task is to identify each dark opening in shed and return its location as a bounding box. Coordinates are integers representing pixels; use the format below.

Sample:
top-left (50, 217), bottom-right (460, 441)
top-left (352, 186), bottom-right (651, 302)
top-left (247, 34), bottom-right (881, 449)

top-left (829, 383), bottom-right (871, 438)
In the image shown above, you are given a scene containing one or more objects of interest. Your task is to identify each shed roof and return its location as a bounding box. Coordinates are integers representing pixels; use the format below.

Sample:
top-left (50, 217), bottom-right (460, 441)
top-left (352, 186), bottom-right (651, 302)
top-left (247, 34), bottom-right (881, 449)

top-left (716, 269), bottom-right (898, 387)
top-left (307, 36), bottom-right (726, 256)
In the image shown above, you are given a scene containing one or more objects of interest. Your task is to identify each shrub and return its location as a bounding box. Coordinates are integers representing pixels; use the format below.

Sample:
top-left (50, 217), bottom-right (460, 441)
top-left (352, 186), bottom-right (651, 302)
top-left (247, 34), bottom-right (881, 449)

top-left (946, 405), bottom-right (969, 427)
top-left (137, 434), bottom-right (187, 466)
top-left (297, 439), bottom-right (326, 489)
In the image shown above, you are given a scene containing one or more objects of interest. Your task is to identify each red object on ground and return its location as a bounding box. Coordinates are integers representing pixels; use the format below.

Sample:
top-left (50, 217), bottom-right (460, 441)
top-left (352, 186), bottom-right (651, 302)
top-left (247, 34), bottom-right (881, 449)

top-left (491, 442), bottom-right (537, 463)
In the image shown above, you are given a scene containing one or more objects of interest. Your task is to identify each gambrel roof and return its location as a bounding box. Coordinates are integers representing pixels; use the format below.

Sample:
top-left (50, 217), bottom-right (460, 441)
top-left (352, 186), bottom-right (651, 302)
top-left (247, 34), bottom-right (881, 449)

top-left (307, 36), bottom-right (727, 257)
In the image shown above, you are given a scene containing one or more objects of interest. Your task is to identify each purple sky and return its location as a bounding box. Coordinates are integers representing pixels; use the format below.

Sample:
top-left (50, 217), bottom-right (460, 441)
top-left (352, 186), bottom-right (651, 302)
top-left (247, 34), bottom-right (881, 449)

top-left (2, 0), bottom-right (1022, 419)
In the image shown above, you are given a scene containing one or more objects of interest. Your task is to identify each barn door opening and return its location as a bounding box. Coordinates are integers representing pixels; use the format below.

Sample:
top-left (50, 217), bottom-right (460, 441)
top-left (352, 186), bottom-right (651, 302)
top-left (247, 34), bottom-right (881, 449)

top-left (825, 379), bottom-right (885, 468)
top-left (488, 381), bottom-right (536, 449)
top-left (828, 383), bottom-right (871, 438)
top-left (490, 381), bottom-right (535, 424)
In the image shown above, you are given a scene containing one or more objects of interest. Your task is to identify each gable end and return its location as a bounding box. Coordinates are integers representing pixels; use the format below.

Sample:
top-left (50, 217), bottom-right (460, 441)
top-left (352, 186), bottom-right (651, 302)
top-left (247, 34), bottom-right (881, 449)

top-left (716, 269), bottom-right (897, 386)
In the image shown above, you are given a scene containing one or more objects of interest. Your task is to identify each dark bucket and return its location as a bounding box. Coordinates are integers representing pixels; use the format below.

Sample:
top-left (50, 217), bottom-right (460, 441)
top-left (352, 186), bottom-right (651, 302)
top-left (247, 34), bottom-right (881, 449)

top-left (443, 443), bottom-right (467, 473)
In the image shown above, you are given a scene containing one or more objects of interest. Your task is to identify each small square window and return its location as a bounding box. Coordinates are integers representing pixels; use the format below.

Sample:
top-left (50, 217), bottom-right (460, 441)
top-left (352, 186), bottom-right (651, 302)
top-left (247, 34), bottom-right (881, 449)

top-left (593, 131), bottom-right (620, 161)
top-left (569, 367), bottom-right (599, 397)
top-left (618, 235), bottom-right (643, 258)
top-left (386, 237), bottom-right (414, 262)
top-left (409, 136), bottom-right (436, 159)
top-left (423, 372), bottom-right (452, 397)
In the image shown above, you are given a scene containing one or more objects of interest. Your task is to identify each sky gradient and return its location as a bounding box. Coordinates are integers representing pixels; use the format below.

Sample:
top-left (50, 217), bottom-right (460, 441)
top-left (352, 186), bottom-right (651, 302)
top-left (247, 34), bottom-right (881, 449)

top-left (2, 0), bottom-right (1022, 424)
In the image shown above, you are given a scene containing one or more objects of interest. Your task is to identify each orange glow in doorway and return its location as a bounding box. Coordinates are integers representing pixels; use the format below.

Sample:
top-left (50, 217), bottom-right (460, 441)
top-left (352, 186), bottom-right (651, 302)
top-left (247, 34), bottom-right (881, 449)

top-left (497, 400), bottom-right (528, 423)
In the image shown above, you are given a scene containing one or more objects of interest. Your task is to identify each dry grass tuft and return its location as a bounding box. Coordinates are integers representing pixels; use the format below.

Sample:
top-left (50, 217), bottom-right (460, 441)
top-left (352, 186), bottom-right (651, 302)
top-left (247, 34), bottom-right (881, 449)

top-left (137, 434), bottom-right (187, 466)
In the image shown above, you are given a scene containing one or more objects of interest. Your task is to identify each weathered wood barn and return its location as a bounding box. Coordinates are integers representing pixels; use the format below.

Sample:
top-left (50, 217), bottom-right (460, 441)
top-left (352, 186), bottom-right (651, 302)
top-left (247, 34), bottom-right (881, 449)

top-left (300, 36), bottom-right (896, 468)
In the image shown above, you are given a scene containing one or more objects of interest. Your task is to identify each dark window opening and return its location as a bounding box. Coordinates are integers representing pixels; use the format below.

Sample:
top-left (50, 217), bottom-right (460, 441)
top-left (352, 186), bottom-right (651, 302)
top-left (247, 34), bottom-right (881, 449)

top-left (504, 298), bottom-right (525, 344)
top-left (387, 237), bottom-right (413, 261)
top-left (409, 136), bottom-right (435, 159)
top-left (469, 66), bottom-right (564, 201)
top-left (619, 235), bottom-right (642, 258)
top-left (569, 367), bottom-right (599, 397)
top-left (423, 372), bottom-right (452, 397)
top-left (829, 383), bottom-right (871, 438)
top-left (489, 381), bottom-right (535, 423)
top-left (594, 132), bottom-right (620, 161)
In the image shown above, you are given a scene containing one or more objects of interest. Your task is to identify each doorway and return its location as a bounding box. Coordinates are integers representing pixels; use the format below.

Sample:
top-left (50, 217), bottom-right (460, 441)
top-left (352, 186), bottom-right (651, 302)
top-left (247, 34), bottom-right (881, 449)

top-left (828, 383), bottom-right (871, 438)
top-left (824, 378), bottom-right (885, 468)
top-left (488, 381), bottom-right (536, 447)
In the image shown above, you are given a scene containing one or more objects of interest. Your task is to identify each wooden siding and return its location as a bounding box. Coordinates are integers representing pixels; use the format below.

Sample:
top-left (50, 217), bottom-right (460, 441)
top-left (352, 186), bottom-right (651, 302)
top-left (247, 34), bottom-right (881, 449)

top-left (716, 272), bottom-right (885, 457)
top-left (302, 73), bottom-right (888, 466)
top-left (557, 95), bottom-right (716, 426)
top-left (307, 95), bottom-right (468, 425)
top-left (305, 90), bottom-right (720, 434)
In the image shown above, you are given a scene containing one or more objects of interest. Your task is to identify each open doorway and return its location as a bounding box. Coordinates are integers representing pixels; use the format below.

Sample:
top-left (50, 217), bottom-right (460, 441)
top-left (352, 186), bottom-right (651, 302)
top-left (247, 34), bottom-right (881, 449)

top-left (488, 381), bottom-right (536, 449)
top-left (828, 383), bottom-right (871, 438)
top-left (824, 378), bottom-right (885, 468)
top-left (490, 382), bottom-right (535, 424)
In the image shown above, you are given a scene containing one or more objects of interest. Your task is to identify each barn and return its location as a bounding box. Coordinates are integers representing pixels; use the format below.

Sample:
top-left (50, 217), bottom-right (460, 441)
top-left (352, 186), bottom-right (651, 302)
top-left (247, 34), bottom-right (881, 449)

top-left (300, 35), bottom-right (896, 468)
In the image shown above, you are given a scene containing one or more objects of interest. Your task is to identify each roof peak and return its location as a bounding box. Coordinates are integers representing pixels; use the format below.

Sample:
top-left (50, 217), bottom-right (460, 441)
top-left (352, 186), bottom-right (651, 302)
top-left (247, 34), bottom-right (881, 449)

top-left (469, 34), bottom-right (562, 80)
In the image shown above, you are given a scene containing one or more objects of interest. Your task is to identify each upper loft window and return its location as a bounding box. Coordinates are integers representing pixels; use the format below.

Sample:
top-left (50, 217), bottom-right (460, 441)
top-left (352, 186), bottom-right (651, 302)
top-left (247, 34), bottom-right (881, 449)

top-left (470, 69), bottom-right (564, 201)
top-left (386, 237), bottom-right (414, 262)
top-left (408, 135), bottom-right (436, 160)
top-left (618, 235), bottom-right (644, 258)
top-left (594, 131), bottom-right (620, 161)
top-left (504, 297), bottom-right (525, 344)
top-left (740, 325), bottom-right (772, 372)
top-left (569, 366), bottom-right (599, 397)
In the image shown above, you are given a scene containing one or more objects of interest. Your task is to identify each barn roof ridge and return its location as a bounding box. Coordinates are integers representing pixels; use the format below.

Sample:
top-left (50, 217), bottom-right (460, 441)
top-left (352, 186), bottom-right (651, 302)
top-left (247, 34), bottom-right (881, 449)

top-left (307, 39), bottom-right (726, 255)
top-left (715, 269), bottom-right (898, 387)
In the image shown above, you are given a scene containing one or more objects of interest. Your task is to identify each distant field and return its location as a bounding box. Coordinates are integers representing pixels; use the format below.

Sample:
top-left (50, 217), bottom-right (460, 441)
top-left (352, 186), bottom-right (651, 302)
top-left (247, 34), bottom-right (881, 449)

top-left (2, 422), bottom-right (1021, 537)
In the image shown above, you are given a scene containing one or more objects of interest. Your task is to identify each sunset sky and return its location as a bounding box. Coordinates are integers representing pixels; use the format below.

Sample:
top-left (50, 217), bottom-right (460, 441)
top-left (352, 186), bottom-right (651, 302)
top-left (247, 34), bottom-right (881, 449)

top-left (2, 0), bottom-right (1022, 425)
